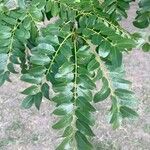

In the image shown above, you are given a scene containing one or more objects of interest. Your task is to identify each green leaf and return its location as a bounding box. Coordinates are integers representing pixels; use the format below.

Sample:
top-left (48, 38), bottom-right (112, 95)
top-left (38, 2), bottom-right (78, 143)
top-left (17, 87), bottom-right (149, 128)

top-left (30, 22), bottom-right (39, 41)
top-left (51, 2), bottom-right (59, 16)
top-left (77, 87), bottom-right (93, 102)
top-left (1, 15), bottom-right (17, 25)
top-left (18, 0), bottom-right (26, 9)
top-left (111, 47), bottom-right (122, 68)
top-left (23, 17), bottom-right (31, 29)
top-left (87, 58), bottom-right (99, 71)
top-left (0, 73), bottom-right (5, 86)
top-left (0, 26), bottom-right (11, 32)
top-left (21, 95), bottom-right (34, 109)
top-left (52, 115), bottom-right (73, 129)
top-left (56, 137), bottom-right (72, 150)
top-left (120, 106), bottom-right (138, 118)
top-left (110, 111), bottom-right (121, 129)
top-left (30, 54), bottom-right (50, 66)
top-left (29, 66), bottom-right (46, 76)
top-left (77, 97), bottom-right (96, 112)
top-left (7, 63), bottom-right (18, 74)
top-left (110, 96), bottom-right (122, 129)
top-left (76, 119), bottom-right (95, 136)
top-left (3, 71), bottom-right (11, 82)
top-left (75, 131), bottom-right (93, 150)
top-left (133, 17), bottom-right (149, 29)
top-left (0, 39), bottom-right (11, 47)
top-left (41, 24), bottom-right (59, 36)
top-left (94, 88), bottom-right (111, 103)
top-left (0, 32), bottom-right (11, 39)
top-left (142, 43), bottom-right (150, 52)
top-left (31, 0), bottom-right (46, 9)
top-left (98, 41), bottom-right (111, 58)
top-left (79, 16), bottom-right (88, 28)
top-left (15, 28), bottom-right (30, 40)
top-left (45, 0), bottom-right (52, 12)
top-left (116, 38), bottom-right (135, 49)
top-left (33, 43), bottom-right (55, 55)
top-left (21, 74), bottom-right (42, 84)
top-left (34, 92), bottom-right (43, 110)
top-left (41, 83), bottom-right (50, 100)
top-left (59, 61), bottom-right (74, 75)
top-left (77, 45), bottom-right (90, 57)
top-left (53, 103), bottom-right (73, 116)
top-left (78, 75), bottom-right (96, 90)
top-left (38, 35), bottom-right (59, 45)
top-left (0, 53), bottom-right (8, 71)
top-left (94, 77), bottom-right (111, 103)
top-left (55, 72), bottom-right (74, 83)
top-left (114, 90), bottom-right (133, 99)
top-left (91, 34), bottom-right (103, 45)
top-left (29, 6), bottom-right (43, 21)
top-left (76, 109), bottom-right (94, 126)
top-left (115, 88), bottom-right (134, 95)
top-left (78, 66), bottom-right (89, 75)
top-left (52, 93), bottom-right (73, 105)
top-left (21, 85), bottom-right (39, 95)
top-left (62, 126), bottom-right (73, 137)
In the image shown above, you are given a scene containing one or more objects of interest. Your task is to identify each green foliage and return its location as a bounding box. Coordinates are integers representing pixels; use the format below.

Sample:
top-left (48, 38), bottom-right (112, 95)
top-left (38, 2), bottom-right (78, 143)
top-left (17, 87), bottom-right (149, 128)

top-left (0, 0), bottom-right (148, 149)
top-left (133, 0), bottom-right (150, 52)
top-left (133, 0), bottom-right (150, 29)
top-left (101, 0), bottom-right (134, 20)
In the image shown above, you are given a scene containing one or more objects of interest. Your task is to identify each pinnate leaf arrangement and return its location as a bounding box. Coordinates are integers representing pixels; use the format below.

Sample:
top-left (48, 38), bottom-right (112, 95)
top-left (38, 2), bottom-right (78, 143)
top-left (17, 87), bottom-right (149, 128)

top-left (0, 0), bottom-right (149, 149)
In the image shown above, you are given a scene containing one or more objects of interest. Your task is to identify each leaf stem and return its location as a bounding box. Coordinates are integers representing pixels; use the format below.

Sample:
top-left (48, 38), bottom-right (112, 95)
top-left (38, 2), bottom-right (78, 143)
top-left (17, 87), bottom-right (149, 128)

top-left (79, 35), bottom-right (115, 96)
top-left (71, 35), bottom-right (78, 150)
top-left (46, 33), bottom-right (73, 75)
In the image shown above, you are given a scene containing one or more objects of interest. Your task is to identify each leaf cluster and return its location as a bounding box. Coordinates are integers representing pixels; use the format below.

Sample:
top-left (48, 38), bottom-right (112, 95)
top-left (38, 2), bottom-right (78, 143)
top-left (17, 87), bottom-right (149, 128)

top-left (0, 0), bottom-right (148, 149)
top-left (133, 0), bottom-right (150, 52)
top-left (101, 0), bottom-right (134, 20)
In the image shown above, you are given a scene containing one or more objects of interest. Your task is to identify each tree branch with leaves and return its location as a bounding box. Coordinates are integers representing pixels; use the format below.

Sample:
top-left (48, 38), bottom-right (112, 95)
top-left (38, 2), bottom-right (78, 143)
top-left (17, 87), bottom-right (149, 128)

top-left (0, 0), bottom-right (149, 149)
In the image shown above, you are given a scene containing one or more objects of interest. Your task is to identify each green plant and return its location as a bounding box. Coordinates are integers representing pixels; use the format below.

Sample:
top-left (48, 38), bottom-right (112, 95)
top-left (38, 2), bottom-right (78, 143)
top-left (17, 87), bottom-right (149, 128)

top-left (0, 0), bottom-right (149, 149)
top-left (133, 0), bottom-right (150, 52)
